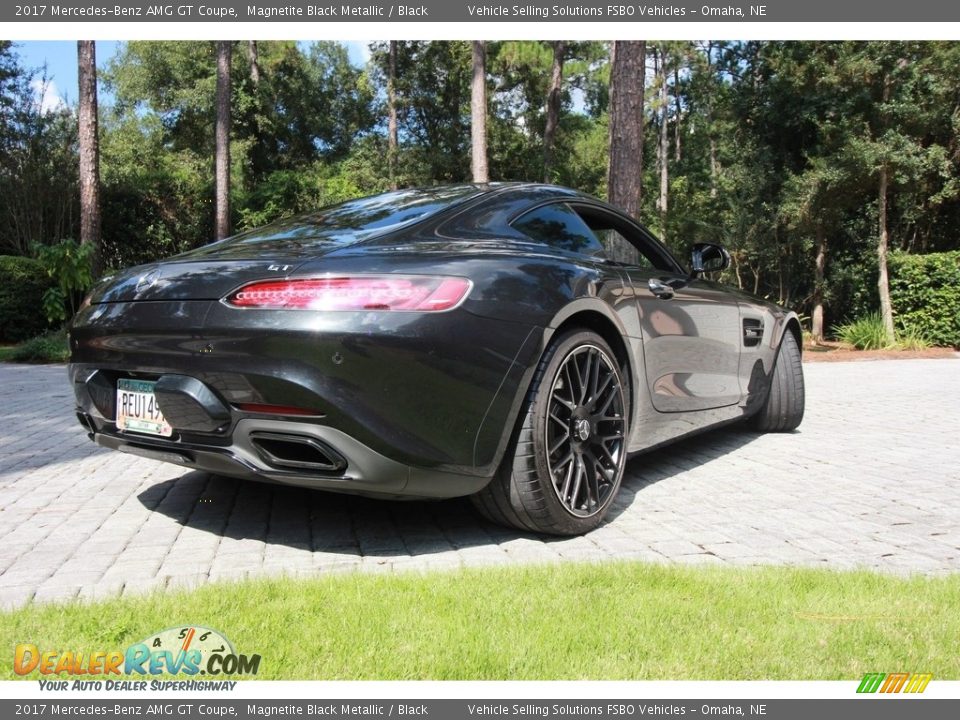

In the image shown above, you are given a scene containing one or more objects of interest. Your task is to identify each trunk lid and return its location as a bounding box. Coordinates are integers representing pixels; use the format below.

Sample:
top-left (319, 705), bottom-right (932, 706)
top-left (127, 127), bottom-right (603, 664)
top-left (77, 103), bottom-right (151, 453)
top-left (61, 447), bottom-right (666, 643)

top-left (89, 257), bottom-right (312, 304)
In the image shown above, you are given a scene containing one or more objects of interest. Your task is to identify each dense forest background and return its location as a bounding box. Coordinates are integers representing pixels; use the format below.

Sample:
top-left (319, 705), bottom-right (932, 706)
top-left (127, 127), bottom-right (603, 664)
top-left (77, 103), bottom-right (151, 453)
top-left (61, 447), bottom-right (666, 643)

top-left (1, 39), bottom-right (959, 344)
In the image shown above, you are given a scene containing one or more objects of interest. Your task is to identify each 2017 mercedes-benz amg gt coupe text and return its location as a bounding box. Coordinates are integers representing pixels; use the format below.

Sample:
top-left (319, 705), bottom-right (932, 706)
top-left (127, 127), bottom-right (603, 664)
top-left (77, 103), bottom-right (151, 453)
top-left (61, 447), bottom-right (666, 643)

top-left (69, 183), bottom-right (804, 535)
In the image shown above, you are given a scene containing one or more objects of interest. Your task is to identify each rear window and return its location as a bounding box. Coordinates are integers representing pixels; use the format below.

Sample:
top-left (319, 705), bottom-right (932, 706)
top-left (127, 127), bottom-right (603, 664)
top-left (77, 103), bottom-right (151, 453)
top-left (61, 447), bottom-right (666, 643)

top-left (185, 186), bottom-right (482, 258)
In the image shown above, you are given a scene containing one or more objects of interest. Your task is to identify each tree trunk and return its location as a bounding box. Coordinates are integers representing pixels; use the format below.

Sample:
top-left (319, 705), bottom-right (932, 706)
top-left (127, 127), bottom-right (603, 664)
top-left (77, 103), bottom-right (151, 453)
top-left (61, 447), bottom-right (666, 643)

top-left (77, 41), bottom-right (102, 276)
top-left (705, 42), bottom-right (718, 200)
top-left (215, 41), bottom-right (232, 241)
top-left (778, 267), bottom-right (785, 307)
top-left (388, 41), bottom-right (399, 191)
top-left (877, 161), bottom-right (896, 344)
top-left (673, 65), bottom-right (682, 163)
top-left (709, 135), bottom-right (718, 199)
top-left (811, 224), bottom-right (827, 344)
top-left (246, 40), bottom-right (263, 180)
top-left (606, 41), bottom-right (645, 264)
top-left (732, 251), bottom-right (743, 289)
top-left (470, 41), bottom-right (489, 184)
top-left (248, 40), bottom-right (260, 87)
top-left (876, 67), bottom-right (897, 347)
top-left (657, 47), bottom-right (669, 238)
top-left (543, 40), bottom-right (566, 182)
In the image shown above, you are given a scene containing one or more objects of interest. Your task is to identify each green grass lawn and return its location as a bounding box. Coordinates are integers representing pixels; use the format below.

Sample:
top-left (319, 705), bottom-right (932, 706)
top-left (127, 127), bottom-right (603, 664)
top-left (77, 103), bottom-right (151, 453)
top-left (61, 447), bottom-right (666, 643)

top-left (3, 561), bottom-right (958, 680)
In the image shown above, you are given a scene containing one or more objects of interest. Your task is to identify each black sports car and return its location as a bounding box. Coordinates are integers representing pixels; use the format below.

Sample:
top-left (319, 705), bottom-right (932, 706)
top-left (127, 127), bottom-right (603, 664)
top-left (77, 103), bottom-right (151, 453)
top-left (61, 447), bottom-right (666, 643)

top-left (69, 183), bottom-right (804, 535)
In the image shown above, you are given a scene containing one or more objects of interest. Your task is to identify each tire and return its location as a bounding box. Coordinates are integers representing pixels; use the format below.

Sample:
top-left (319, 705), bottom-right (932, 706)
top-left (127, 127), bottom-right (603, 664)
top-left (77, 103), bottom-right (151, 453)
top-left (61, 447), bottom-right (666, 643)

top-left (750, 330), bottom-right (805, 432)
top-left (471, 329), bottom-right (629, 535)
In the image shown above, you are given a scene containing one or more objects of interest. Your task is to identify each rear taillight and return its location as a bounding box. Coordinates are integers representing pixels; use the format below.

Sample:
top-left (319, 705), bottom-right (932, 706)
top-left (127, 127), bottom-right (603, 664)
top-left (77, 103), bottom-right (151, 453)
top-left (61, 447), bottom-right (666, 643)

top-left (225, 275), bottom-right (472, 312)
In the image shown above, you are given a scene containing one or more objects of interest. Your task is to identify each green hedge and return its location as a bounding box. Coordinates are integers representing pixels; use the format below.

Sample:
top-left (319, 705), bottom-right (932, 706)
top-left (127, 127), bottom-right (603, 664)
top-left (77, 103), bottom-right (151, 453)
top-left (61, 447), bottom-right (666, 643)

top-left (8, 329), bottom-right (69, 363)
top-left (0, 256), bottom-right (54, 343)
top-left (889, 250), bottom-right (960, 348)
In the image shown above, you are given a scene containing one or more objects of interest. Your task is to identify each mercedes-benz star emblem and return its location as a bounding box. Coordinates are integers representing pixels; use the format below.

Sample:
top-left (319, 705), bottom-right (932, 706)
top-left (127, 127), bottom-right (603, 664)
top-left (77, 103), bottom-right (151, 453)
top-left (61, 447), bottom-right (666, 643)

top-left (574, 418), bottom-right (591, 442)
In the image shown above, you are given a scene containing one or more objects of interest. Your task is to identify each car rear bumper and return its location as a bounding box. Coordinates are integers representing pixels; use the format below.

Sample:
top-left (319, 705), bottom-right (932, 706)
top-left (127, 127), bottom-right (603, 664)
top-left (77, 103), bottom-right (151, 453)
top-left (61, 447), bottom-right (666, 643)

top-left (75, 409), bottom-right (492, 499)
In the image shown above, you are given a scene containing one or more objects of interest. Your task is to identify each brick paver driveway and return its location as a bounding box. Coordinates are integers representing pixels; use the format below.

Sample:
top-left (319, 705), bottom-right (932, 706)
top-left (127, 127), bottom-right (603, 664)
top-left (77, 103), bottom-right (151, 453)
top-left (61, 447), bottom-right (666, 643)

top-left (1, 357), bottom-right (958, 608)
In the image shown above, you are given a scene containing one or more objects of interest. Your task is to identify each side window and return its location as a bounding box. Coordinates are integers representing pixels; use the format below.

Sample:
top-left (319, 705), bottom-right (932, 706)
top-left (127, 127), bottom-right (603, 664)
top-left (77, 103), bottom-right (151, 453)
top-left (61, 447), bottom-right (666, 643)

top-left (575, 206), bottom-right (678, 273)
top-left (593, 228), bottom-right (655, 271)
top-left (512, 203), bottom-right (607, 257)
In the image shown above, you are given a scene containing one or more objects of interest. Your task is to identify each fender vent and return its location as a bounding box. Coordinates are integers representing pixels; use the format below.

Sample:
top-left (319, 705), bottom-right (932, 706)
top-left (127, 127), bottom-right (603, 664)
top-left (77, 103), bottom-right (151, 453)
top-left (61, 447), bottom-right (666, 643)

top-left (250, 432), bottom-right (347, 474)
top-left (743, 318), bottom-right (764, 347)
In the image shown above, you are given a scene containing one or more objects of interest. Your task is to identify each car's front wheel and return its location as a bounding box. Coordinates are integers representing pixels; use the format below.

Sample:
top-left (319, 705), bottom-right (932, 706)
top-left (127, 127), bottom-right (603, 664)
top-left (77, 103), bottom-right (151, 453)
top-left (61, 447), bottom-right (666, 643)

top-left (750, 330), bottom-right (805, 432)
top-left (472, 329), bottom-right (629, 535)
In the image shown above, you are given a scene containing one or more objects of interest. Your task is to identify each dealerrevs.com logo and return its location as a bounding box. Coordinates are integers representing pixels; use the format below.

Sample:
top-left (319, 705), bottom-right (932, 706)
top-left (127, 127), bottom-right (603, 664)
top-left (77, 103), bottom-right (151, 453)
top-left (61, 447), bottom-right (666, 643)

top-left (857, 672), bottom-right (932, 694)
top-left (14, 626), bottom-right (260, 688)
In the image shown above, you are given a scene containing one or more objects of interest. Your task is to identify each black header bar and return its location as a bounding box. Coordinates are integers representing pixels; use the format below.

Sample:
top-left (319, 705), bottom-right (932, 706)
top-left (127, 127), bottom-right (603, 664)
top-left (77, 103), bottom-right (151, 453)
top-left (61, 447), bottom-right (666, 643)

top-left (6, 0), bottom-right (960, 23)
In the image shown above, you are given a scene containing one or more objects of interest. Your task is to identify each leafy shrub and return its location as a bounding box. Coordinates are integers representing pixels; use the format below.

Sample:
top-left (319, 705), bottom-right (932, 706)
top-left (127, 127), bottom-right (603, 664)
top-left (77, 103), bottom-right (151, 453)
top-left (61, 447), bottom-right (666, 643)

top-left (0, 255), bottom-right (54, 342)
top-left (34, 240), bottom-right (95, 324)
top-left (896, 326), bottom-right (932, 351)
top-left (236, 164), bottom-right (370, 232)
top-left (9, 329), bottom-right (69, 363)
top-left (834, 313), bottom-right (893, 350)
top-left (835, 312), bottom-right (935, 351)
top-left (889, 251), bottom-right (960, 348)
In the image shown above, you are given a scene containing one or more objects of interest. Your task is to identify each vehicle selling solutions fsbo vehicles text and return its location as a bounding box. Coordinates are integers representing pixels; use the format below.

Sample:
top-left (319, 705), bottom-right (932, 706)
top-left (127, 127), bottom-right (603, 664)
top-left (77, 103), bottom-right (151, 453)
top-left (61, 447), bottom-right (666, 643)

top-left (464, 4), bottom-right (768, 17)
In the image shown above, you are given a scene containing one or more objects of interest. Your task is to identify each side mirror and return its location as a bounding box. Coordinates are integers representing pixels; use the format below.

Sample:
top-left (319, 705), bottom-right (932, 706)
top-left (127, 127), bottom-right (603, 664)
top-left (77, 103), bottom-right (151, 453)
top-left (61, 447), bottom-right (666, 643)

top-left (690, 243), bottom-right (731, 275)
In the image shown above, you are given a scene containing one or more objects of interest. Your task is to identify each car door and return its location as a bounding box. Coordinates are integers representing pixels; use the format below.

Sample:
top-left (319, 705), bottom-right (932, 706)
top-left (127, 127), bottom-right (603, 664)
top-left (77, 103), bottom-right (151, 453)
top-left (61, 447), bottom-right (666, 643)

top-left (572, 204), bottom-right (742, 413)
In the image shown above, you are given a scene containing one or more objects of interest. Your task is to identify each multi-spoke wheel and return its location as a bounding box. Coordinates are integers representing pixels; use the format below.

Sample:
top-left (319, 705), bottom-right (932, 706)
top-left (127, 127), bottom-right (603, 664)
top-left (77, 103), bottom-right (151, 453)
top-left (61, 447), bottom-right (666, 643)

top-left (545, 344), bottom-right (626, 517)
top-left (471, 329), bottom-right (629, 535)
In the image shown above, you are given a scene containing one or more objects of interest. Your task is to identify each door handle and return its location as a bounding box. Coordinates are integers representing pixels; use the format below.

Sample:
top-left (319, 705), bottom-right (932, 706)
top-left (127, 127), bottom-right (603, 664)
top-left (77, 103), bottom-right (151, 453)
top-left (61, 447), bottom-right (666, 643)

top-left (648, 278), bottom-right (675, 300)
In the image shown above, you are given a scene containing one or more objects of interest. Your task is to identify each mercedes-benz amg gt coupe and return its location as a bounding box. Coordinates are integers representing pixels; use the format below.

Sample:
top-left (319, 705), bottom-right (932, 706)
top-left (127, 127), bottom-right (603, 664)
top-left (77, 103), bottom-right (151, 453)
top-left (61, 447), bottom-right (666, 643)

top-left (69, 183), bottom-right (804, 535)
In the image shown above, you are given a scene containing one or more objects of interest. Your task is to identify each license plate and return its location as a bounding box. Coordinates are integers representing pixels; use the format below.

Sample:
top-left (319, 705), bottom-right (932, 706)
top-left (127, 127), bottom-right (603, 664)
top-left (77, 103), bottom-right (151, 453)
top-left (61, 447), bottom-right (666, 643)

top-left (116, 379), bottom-right (172, 437)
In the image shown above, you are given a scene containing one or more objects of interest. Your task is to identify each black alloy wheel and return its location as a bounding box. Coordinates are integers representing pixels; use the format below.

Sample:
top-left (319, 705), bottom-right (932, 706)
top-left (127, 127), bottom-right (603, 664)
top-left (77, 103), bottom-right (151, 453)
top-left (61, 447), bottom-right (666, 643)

top-left (471, 329), bottom-right (629, 535)
top-left (544, 344), bottom-right (626, 517)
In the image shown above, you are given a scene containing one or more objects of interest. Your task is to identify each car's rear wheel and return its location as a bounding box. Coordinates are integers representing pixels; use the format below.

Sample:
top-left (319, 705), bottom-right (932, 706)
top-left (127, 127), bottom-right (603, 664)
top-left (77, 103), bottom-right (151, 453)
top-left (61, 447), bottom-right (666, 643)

top-left (750, 330), bottom-right (805, 432)
top-left (472, 329), bottom-right (629, 535)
